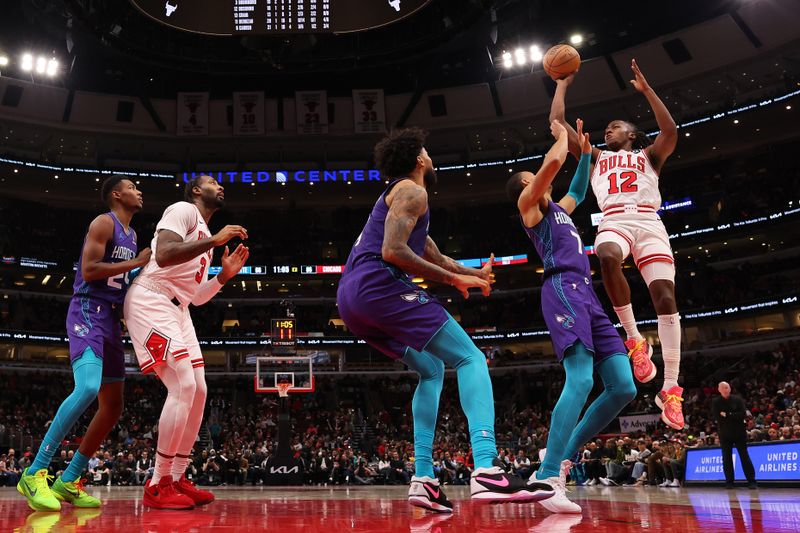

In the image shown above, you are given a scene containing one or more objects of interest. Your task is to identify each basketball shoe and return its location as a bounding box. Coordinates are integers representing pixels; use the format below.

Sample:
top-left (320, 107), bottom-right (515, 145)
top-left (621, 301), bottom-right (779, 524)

top-left (17, 468), bottom-right (61, 512)
top-left (625, 338), bottom-right (656, 383)
top-left (174, 475), bottom-right (215, 506)
top-left (52, 476), bottom-right (100, 507)
top-left (408, 476), bottom-right (453, 513)
top-left (143, 476), bottom-right (194, 510)
top-left (655, 385), bottom-right (685, 430)
top-left (470, 466), bottom-right (554, 502)
top-left (528, 461), bottom-right (581, 513)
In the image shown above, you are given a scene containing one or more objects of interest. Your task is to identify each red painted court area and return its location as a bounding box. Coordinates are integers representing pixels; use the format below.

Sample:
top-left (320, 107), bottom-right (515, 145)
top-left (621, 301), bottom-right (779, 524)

top-left (3, 486), bottom-right (800, 532)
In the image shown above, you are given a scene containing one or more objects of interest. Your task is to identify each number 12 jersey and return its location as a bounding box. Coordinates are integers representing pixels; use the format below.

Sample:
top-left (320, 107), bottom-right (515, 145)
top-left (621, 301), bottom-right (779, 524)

top-left (590, 149), bottom-right (662, 212)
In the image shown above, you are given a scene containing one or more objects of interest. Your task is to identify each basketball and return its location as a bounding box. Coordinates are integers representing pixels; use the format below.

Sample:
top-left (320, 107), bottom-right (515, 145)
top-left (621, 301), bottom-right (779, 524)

top-left (543, 44), bottom-right (581, 80)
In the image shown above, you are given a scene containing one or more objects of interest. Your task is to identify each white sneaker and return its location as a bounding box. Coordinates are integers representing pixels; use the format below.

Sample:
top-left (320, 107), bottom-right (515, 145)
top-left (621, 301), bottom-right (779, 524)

top-left (658, 480), bottom-right (670, 487)
top-left (585, 478), bottom-right (596, 486)
top-left (599, 477), bottom-right (611, 486)
top-left (669, 479), bottom-right (681, 488)
top-left (408, 476), bottom-right (453, 513)
top-left (528, 461), bottom-right (581, 514)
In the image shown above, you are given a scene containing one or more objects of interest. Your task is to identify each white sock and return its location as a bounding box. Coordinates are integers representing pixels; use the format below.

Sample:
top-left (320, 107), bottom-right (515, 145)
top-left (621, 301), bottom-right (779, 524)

top-left (171, 455), bottom-right (189, 480)
top-left (613, 304), bottom-right (642, 340)
top-left (658, 313), bottom-right (681, 390)
top-left (152, 452), bottom-right (174, 485)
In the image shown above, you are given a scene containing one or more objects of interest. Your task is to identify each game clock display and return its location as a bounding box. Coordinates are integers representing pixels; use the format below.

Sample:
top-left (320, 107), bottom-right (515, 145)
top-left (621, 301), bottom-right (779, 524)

top-left (271, 319), bottom-right (297, 348)
top-left (130, 0), bottom-right (432, 35)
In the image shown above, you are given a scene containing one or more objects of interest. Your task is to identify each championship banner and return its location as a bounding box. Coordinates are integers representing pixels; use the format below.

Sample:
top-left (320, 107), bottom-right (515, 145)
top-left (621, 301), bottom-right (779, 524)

top-left (295, 90), bottom-right (328, 134)
top-left (177, 92), bottom-right (209, 136)
top-left (233, 91), bottom-right (265, 135)
top-left (353, 89), bottom-right (386, 134)
top-left (619, 413), bottom-right (662, 432)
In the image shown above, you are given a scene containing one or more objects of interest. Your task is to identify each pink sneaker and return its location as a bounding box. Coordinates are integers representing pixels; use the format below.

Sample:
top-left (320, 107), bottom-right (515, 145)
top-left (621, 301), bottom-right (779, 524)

top-left (655, 386), bottom-right (685, 430)
top-left (625, 338), bottom-right (656, 383)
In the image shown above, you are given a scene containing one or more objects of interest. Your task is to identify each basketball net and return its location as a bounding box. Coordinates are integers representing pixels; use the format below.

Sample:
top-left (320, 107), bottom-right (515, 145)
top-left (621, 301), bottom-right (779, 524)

top-left (277, 382), bottom-right (292, 398)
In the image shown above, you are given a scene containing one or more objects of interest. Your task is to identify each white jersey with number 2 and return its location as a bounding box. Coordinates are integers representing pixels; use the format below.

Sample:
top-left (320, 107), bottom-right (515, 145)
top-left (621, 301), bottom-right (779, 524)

top-left (590, 149), bottom-right (662, 213)
top-left (139, 201), bottom-right (213, 305)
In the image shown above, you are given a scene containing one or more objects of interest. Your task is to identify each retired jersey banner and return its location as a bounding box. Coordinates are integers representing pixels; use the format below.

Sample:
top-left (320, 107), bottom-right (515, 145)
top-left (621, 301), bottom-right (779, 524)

top-left (177, 92), bottom-right (209, 136)
top-left (353, 89), bottom-right (386, 134)
top-left (233, 92), bottom-right (265, 135)
top-left (295, 90), bottom-right (328, 134)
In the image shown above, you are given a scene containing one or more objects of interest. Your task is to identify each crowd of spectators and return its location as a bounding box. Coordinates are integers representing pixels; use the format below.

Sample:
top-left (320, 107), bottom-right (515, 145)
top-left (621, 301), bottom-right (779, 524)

top-left (0, 341), bottom-right (796, 488)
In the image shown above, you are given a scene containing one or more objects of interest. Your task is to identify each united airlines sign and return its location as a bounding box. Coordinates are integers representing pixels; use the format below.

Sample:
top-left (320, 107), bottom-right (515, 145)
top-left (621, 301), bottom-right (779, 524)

top-left (181, 169), bottom-right (384, 184)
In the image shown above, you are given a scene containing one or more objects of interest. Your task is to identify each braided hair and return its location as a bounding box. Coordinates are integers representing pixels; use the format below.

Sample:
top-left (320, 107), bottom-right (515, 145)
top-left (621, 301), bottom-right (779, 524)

top-left (626, 121), bottom-right (653, 150)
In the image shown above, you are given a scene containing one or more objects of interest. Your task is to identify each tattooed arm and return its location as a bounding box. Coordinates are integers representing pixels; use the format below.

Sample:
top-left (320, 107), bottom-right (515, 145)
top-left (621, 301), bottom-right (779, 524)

top-left (424, 237), bottom-right (495, 282)
top-left (381, 182), bottom-right (491, 298)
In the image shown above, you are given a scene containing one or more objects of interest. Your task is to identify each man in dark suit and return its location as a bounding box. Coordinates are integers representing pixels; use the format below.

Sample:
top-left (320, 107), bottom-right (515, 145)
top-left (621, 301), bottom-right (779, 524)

top-left (712, 381), bottom-right (757, 489)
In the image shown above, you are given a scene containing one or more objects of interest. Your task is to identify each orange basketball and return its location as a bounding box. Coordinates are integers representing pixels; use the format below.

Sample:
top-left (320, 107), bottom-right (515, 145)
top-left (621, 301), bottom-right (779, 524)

top-left (543, 44), bottom-right (581, 80)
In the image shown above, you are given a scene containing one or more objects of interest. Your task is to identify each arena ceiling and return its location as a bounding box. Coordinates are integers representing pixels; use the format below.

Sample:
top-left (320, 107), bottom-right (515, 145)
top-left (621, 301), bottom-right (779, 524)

top-left (1, 0), bottom-right (737, 97)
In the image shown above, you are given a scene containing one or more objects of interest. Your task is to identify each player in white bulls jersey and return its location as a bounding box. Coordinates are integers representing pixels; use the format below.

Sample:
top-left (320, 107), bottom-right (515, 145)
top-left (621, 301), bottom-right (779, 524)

top-left (550, 60), bottom-right (684, 430)
top-left (124, 175), bottom-right (249, 509)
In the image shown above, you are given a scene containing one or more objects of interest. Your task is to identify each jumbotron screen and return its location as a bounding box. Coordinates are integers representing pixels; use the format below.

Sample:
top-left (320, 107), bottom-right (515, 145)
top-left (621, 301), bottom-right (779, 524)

top-left (130, 0), bottom-right (433, 35)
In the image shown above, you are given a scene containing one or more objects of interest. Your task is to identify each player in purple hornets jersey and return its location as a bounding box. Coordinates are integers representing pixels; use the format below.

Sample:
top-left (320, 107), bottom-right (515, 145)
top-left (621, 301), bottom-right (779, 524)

top-left (19, 176), bottom-right (151, 512)
top-left (338, 128), bottom-right (553, 511)
top-left (506, 120), bottom-right (635, 513)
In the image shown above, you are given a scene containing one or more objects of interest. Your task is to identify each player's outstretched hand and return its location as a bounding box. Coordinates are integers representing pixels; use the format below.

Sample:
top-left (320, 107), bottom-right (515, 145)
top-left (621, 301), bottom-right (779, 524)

top-left (452, 274), bottom-right (491, 299)
top-left (550, 119), bottom-right (567, 140)
top-left (135, 247), bottom-right (152, 268)
top-left (219, 243), bottom-right (250, 283)
top-left (556, 73), bottom-right (576, 86)
top-left (630, 59), bottom-right (651, 93)
top-left (576, 119), bottom-right (591, 154)
top-left (213, 225), bottom-right (248, 246)
top-left (479, 253), bottom-right (496, 284)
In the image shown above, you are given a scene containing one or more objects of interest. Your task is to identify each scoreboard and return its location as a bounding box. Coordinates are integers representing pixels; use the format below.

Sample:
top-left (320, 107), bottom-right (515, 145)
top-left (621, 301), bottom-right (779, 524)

top-left (271, 319), bottom-right (297, 350)
top-left (130, 0), bottom-right (433, 35)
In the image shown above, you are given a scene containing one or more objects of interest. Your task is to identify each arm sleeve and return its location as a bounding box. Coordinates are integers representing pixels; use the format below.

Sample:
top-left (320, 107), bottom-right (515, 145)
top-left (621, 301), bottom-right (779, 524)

top-left (156, 202), bottom-right (197, 238)
top-left (191, 276), bottom-right (224, 306)
top-left (566, 152), bottom-right (592, 206)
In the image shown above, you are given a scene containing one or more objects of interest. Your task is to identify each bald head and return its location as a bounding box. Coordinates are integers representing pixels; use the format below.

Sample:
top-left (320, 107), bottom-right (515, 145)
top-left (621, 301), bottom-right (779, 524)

top-left (718, 381), bottom-right (731, 399)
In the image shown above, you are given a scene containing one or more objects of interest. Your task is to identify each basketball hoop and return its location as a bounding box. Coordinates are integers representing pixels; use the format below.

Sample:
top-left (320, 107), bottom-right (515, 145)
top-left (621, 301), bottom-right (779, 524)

top-left (276, 382), bottom-right (292, 398)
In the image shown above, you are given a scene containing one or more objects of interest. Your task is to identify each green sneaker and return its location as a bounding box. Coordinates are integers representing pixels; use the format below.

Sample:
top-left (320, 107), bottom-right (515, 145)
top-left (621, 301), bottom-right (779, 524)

top-left (16, 467), bottom-right (61, 512)
top-left (52, 476), bottom-right (101, 508)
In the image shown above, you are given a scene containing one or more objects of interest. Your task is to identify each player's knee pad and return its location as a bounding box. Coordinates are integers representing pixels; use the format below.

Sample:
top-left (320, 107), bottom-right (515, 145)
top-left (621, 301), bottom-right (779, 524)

top-left (641, 261), bottom-right (675, 287)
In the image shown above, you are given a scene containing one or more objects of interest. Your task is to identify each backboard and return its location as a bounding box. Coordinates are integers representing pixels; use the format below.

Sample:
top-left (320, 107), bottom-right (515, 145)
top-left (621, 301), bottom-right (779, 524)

top-left (254, 356), bottom-right (315, 394)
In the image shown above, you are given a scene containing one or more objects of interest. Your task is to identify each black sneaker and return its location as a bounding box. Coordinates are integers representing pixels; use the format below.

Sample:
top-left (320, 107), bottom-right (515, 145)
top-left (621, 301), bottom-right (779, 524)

top-left (408, 476), bottom-right (453, 513)
top-left (470, 466), bottom-right (554, 502)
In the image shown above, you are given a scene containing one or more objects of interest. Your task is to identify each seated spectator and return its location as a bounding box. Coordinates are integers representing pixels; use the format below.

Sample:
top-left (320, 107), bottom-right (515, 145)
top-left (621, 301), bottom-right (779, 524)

top-left (512, 450), bottom-right (532, 479)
